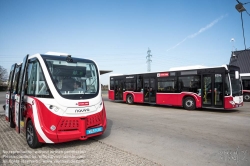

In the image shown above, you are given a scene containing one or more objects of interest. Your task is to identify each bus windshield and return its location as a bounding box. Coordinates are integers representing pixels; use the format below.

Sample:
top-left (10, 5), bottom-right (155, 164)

top-left (229, 71), bottom-right (242, 97)
top-left (43, 56), bottom-right (99, 99)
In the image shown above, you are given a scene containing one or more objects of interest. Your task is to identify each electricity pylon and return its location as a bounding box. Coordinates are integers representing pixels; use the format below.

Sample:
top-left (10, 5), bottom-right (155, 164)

top-left (146, 48), bottom-right (152, 72)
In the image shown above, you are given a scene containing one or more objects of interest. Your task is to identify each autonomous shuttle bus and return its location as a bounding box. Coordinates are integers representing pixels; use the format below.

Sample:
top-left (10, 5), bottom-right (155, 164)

top-left (5, 52), bottom-right (106, 148)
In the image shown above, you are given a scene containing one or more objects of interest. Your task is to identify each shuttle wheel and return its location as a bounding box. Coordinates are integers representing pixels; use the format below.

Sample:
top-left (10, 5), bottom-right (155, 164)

top-left (26, 120), bottom-right (42, 149)
top-left (243, 93), bottom-right (250, 102)
top-left (126, 94), bottom-right (134, 104)
top-left (183, 97), bottom-right (196, 110)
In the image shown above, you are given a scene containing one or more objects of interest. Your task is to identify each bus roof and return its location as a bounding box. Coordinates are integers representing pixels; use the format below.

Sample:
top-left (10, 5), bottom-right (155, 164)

top-left (168, 65), bottom-right (208, 71)
top-left (241, 73), bottom-right (250, 77)
top-left (110, 65), bottom-right (230, 77)
top-left (44, 51), bottom-right (70, 56)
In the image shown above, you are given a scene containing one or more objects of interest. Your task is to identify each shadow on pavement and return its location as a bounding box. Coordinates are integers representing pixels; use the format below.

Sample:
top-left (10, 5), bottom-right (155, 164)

top-left (94, 119), bottom-right (113, 140)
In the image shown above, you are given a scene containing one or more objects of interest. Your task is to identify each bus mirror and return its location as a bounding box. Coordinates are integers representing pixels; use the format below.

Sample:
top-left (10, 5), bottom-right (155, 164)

top-left (235, 71), bottom-right (239, 79)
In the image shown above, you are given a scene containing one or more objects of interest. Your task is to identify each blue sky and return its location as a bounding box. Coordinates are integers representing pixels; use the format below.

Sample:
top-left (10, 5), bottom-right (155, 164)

top-left (0, 0), bottom-right (250, 84)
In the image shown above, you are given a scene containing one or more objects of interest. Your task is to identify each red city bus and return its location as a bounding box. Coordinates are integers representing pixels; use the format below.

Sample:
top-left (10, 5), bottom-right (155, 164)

top-left (108, 65), bottom-right (243, 110)
top-left (5, 52), bottom-right (107, 148)
top-left (241, 73), bottom-right (250, 102)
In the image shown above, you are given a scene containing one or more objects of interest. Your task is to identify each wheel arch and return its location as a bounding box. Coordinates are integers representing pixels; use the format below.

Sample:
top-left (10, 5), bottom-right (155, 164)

top-left (126, 92), bottom-right (135, 104)
top-left (182, 95), bottom-right (197, 107)
top-left (182, 94), bottom-right (199, 110)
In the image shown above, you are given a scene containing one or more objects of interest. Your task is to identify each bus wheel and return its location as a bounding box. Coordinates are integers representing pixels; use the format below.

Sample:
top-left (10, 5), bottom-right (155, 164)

top-left (126, 94), bottom-right (134, 104)
top-left (183, 97), bottom-right (196, 110)
top-left (10, 111), bottom-right (15, 128)
top-left (243, 93), bottom-right (250, 102)
top-left (26, 120), bottom-right (42, 149)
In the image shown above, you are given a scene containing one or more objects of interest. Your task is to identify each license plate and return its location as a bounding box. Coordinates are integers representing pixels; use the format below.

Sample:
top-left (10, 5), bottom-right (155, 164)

top-left (86, 127), bottom-right (103, 135)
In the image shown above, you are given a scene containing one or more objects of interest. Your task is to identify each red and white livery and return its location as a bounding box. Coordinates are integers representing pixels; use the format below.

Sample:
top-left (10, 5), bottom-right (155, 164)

top-left (5, 52), bottom-right (107, 148)
top-left (108, 65), bottom-right (243, 110)
top-left (241, 73), bottom-right (250, 102)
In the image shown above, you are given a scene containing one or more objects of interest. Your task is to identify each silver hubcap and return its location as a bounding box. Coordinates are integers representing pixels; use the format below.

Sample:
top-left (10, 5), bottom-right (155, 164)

top-left (186, 100), bottom-right (193, 107)
top-left (244, 94), bottom-right (250, 100)
top-left (128, 96), bottom-right (132, 103)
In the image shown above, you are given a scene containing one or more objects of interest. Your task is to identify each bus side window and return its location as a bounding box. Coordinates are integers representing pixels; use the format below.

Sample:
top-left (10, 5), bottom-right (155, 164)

top-left (136, 76), bottom-right (142, 92)
top-left (178, 76), bottom-right (200, 93)
top-left (27, 63), bottom-right (36, 95)
top-left (26, 60), bottom-right (49, 96)
top-left (110, 80), bottom-right (114, 90)
top-left (243, 80), bottom-right (250, 90)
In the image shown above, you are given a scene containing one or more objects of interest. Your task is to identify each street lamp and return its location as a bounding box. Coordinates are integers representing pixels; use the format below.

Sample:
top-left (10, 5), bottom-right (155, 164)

top-left (235, 1), bottom-right (247, 50)
top-left (235, 3), bottom-right (246, 12)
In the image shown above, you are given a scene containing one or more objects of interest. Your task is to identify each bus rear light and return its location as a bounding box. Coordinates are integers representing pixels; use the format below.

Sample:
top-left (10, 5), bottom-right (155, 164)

top-left (50, 125), bottom-right (56, 131)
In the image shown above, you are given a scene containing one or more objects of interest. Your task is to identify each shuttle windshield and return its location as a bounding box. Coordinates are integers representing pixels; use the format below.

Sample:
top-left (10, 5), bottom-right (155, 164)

top-left (43, 55), bottom-right (99, 99)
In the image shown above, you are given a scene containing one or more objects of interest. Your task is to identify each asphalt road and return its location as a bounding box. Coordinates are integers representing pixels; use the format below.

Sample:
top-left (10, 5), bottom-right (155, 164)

top-left (100, 95), bottom-right (250, 166)
top-left (0, 91), bottom-right (250, 166)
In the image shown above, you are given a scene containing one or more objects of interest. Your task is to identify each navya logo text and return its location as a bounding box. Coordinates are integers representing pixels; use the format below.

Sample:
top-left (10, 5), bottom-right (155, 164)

top-left (75, 108), bottom-right (90, 113)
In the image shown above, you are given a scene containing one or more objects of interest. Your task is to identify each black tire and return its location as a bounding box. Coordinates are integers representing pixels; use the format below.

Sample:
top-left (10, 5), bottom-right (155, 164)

top-left (126, 94), bottom-right (134, 104)
top-left (243, 93), bottom-right (250, 102)
top-left (183, 97), bottom-right (196, 110)
top-left (9, 110), bottom-right (16, 128)
top-left (26, 120), bottom-right (42, 149)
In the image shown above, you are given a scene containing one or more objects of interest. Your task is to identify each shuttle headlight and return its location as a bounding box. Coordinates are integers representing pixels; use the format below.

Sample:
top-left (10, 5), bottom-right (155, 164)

top-left (96, 101), bottom-right (103, 110)
top-left (99, 101), bottom-right (103, 107)
top-left (53, 107), bottom-right (59, 112)
top-left (49, 105), bottom-right (60, 112)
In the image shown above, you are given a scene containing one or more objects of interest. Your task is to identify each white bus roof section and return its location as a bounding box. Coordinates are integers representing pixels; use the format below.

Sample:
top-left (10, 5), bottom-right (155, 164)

top-left (45, 52), bottom-right (70, 56)
top-left (168, 65), bottom-right (230, 71)
top-left (169, 65), bottom-right (208, 71)
top-left (109, 73), bottom-right (123, 77)
top-left (241, 73), bottom-right (250, 77)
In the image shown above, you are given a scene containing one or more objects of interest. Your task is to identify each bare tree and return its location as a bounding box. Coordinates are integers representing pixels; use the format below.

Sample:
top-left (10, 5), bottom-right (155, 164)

top-left (0, 66), bottom-right (8, 84)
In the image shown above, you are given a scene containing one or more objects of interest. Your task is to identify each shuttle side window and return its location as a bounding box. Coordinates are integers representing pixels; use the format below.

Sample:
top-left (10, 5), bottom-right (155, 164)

top-left (26, 60), bottom-right (50, 97)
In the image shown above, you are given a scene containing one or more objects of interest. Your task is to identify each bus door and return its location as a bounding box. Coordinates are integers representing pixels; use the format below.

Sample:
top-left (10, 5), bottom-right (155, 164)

top-left (202, 74), bottom-right (223, 108)
top-left (15, 54), bottom-right (29, 133)
top-left (5, 64), bottom-right (17, 122)
top-left (143, 77), bottom-right (156, 103)
top-left (114, 79), bottom-right (124, 100)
